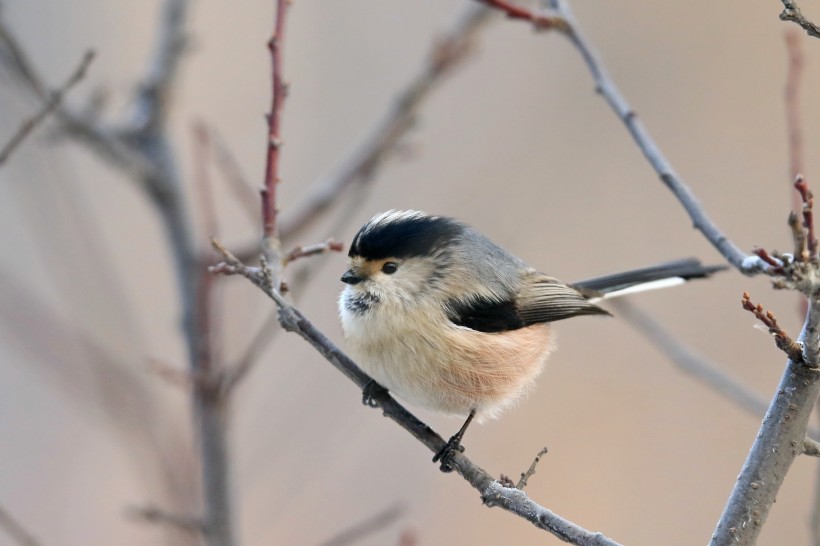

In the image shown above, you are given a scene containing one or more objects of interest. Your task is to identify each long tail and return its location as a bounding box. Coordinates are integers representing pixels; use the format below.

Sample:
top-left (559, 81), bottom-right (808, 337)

top-left (572, 258), bottom-right (727, 301)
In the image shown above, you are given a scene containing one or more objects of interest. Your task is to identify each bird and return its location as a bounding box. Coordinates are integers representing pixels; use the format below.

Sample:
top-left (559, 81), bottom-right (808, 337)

top-left (338, 210), bottom-right (724, 469)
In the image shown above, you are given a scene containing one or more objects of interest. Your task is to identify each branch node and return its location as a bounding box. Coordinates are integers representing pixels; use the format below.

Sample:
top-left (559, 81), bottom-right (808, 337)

top-left (741, 292), bottom-right (804, 363)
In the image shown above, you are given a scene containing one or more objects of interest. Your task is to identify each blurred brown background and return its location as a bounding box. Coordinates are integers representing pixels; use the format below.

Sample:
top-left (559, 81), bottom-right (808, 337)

top-left (1, 1), bottom-right (819, 545)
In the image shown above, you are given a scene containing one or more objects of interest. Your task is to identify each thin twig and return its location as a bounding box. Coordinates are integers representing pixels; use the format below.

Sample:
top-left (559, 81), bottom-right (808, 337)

top-left (522, 0), bottom-right (752, 272)
top-left (210, 242), bottom-right (622, 546)
top-left (209, 127), bottom-right (259, 224)
top-left (145, 357), bottom-right (193, 390)
top-left (614, 299), bottom-right (820, 439)
top-left (795, 174), bottom-right (818, 257)
top-left (741, 292), bottom-right (805, 363)
top-left (278, 4), bottom-right (493, 242)
top-left (784, 29), bottom-right (805, 185)
top-left (0, 504), bottom-right (41, 546)
top-left (127, 505), bottom-right (204, 534)
top-left (261, 0), bottom-right (289, 243)
top-left (2, 1), bottom-right (230, 544)
top-left (780, 0), bottom-right (820, 39)
top-left (477, 0), bottom-right (566, 28)
top-left (319, 504), bottom-right (405, 546)
top-left (221, 309), bottom-right (281, 393)
top-left (516, 446), bottom-right (549, 490)
top-left (192, 122), bottom-right (220, 238)
top-left (0, 11), bottom-right (165, 184)
top-left (282, 238), bottom-right (344, 266)
top-left (710, 300), bottom-right (820, 546)
top-left (0, 50), bottom-right (94, 165)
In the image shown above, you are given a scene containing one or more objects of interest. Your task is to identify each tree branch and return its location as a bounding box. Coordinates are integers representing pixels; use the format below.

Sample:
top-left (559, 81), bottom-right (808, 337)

top-left (0, 504), bottom-right (41, 546)
top-left (707, 180), bottom-right (820, 545)
top-left (709, 307), bottom-right (820, 545)
top-left (611, 300), bottom-right (794, 428)
top-left (127, 505), bottom-right (204, 534)
top-left (132, 0), bottom-right (192, 131)
top-left (261, 0), bottom-right (290, 246)
top-left (277, 4), bottom-right (493, 242)
top-left (784, 29), bottom-right (805, 185)
top-left (0, 50), bottom-right (94, 166)
top-left (319, 504), bottom-right (406, 546)
top-left (780, 0), bottom-right (820, 39)
top-left (541, 0), bottom-right (752, 272)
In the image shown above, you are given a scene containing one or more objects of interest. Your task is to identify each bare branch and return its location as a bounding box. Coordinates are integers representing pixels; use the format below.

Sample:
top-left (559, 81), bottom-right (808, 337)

top-left (319, 504), bottom-right (405, 546)
top-left (516, 446), bottom-right (549, 490)
top-left (278, 4), bottom-right (493, 242)
top-left (133, 0), bottom-right (192, 131)
top-left (784, 29), bottom-right (805, 184)
top-left (209, 127), bottom-right (259, 224)
top-left (780, 0), bottom-right (820, 39)
top-left (481, 482), bottom-right (621, 545)
top-left (741, 292), bottom-right (805, 363)
top-left (127, 505), bottom-right (204, 534)
top-left (221, 309), bottom-right (281, 393)
top-left (710, 302), bottom-right (820, 546)
top-left (795, 174), bottom-right (818, 256)
top-left (210, 242), bottom-right (623, 546)
top-left (261, 0), bottom-right (290, 245)
top-left (282, 238), bottom-right (344, 266)
top-left (613, 300), bottom-right (820, 438)
top-left (495, 0), bottom-right (753, 272)
top-left (0, 11), bottom-right (167, 184)
top-left (0, 504), bottom-right (41, 546)
top-left (192, 122), bottom-right (220, 238)
top-left (0, 50), bottom-right (94, 166)
top-left (477, 0), bottom-right (566, 28)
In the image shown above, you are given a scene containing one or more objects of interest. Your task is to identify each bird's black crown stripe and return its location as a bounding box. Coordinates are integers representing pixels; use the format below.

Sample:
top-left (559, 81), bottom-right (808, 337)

top-left (349, 213), bottom-right (464, 260)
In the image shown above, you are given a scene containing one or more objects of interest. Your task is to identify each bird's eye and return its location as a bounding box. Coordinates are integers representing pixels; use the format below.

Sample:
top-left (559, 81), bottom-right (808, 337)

top-left (382, 262), bottom-right (398, 274)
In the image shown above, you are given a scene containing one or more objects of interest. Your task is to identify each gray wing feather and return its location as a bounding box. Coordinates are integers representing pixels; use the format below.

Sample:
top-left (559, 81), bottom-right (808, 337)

top-left (517, 275), bottom-right (610, 324)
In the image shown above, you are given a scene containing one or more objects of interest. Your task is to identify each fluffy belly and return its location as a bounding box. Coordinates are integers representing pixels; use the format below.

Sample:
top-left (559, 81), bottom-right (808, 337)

top-left (344, 320), bottom-right (555, 420)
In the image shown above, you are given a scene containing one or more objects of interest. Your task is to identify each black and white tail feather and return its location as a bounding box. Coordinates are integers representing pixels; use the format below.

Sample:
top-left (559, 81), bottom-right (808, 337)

top-left (573, 258), bottom-right (727, 302)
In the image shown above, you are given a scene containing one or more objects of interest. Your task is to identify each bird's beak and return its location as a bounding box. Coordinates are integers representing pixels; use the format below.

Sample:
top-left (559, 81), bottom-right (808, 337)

top-left (341, 269), bottom-right (365, 285)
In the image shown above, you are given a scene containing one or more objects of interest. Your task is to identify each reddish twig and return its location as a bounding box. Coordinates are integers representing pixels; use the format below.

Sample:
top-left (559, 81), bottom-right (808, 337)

top-left (282, 238), bottom-right (344, 266)
top-left (741, 292), bottom-right (804, 363)
top-left (0, 50), bottom-right (95, 166)
top-left (794, 175), bottom-right (817, 257)
top-left (262, 0), bottom-right (290, 241)
top-left (784, 30), bottom-right (804, 185)
top-left (752, 247), bottom-right (786, 274)
top-left (477, 0), bottom-right (565, 29)
top-left (788, 211), bottom-right (809, 263)
top-left (145, 357), bottom-right (192, 390)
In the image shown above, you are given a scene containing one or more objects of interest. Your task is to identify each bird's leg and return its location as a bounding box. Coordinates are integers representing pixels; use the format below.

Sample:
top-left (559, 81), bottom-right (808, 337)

top-left (432, 409), bottom-right (476, 472)
top-left (362, 379), bottom-right (387, 407)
